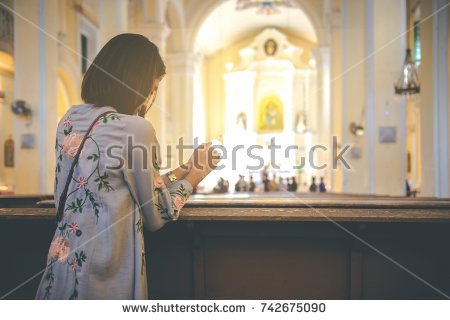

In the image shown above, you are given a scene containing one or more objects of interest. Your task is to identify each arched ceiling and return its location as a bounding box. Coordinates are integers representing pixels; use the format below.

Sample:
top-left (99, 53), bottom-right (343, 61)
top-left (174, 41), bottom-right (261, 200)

top-left (195, 0), bottom-right (317, 55)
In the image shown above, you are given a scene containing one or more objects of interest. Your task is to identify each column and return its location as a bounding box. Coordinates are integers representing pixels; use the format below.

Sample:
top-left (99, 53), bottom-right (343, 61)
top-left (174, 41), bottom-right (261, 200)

top-left (419, 0), bottom-right (449, 197)
top-left (99, 0), bottom-right (128, 47)
top-left (317, 46), bottom-right (331, 186)
top-left (328, 2), bottom-right (343, 192)
top-left (166, 52), bottom-right (198, 167)
top-left (13, 0), bottom-right (58, 194)
top-left (371, 0), bottom-right (407, 196)
top-left (340, 0), bottom-right (368, 194)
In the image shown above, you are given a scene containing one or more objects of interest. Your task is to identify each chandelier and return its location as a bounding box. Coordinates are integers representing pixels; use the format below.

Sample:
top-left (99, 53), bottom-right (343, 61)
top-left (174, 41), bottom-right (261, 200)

top-left (236, 0), bottom-right (294, 15)
top-left (394, 48), bottom-right (420, 96)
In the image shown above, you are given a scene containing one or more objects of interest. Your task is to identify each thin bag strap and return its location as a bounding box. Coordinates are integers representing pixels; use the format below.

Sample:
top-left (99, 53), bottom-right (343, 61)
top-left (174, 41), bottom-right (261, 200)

top-left (55, 111), bottom-right (114, 223)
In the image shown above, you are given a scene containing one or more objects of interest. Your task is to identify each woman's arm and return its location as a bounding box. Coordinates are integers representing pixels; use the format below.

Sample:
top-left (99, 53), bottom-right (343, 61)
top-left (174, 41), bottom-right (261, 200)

top-left (161, 142), bottom-right (220, 187)
top-left (122, 118), bottom-right (193, 232)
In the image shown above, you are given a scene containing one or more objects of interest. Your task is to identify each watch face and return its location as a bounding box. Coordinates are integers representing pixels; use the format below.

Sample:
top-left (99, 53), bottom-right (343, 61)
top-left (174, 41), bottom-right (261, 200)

top-left (168, 172), bottom-right (177, 182)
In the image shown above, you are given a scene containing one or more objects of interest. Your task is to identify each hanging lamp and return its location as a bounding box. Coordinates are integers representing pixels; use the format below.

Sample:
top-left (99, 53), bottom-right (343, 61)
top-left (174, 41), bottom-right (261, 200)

top-left (394, 48), bottom-right (420, 96)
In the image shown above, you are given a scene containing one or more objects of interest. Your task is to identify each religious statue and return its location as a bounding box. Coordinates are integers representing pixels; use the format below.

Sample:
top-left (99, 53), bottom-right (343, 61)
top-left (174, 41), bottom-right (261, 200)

top-left (236, 112), bottom-right (247, 131)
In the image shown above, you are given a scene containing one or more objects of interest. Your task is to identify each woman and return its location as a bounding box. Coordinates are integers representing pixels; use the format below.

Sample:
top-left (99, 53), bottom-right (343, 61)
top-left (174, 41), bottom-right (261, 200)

top-left (36, 34), bottom-right (217, 299)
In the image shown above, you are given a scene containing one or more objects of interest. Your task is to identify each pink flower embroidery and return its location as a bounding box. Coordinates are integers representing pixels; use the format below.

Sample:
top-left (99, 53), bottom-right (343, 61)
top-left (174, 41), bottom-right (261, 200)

top-left (68, 258), bottom-right (77, 271)
top-left (49, 236), bottom-right (69, 262)
top-left (63, 133), bottom-right (84, 158)
top-left (174, 196), bottom-right (185, 211)
top-left (75, 177), bottom-right (88, 189)
top-left (154, 175), bottom-right (165, 190)
top-left (68, 222), bottom-right (79, 234)
top-left (63, 116), bottom-right (72, 127)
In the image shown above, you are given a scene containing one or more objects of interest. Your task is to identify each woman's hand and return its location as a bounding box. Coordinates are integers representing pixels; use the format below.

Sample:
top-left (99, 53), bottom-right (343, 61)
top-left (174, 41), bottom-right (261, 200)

top-left (185, 142), bottom-right (220, 187)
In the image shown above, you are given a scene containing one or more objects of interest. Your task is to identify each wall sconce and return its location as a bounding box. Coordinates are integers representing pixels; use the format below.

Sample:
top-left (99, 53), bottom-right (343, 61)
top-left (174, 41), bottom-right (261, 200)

top-left (350, 105), bottom-right (365, 137)
top-left (350, 122), bottom-right (364, 136)
top-left (11, 100), bottom-right (32, 124)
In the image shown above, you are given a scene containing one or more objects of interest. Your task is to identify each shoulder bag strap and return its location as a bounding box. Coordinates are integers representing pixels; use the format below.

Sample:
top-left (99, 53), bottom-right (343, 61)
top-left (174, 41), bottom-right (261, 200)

top-left (55, 111), bottom-right (114, 223)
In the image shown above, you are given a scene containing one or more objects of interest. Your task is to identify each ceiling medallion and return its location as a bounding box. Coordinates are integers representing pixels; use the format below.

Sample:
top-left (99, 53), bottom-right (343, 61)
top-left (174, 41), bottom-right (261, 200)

top-left (236, 0), bottom-right (294, 15)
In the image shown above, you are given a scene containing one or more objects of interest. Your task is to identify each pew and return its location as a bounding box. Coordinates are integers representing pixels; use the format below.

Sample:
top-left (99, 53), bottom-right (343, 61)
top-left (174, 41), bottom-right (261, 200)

top-left (1, 193), bottom-right (449, 299)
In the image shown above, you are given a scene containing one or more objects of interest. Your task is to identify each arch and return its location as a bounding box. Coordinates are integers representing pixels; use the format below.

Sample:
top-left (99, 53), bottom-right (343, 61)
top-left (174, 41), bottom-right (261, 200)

top-left (186, 0), bottom-right (326, 53)
top-left (56, 57), bottom-right (81, 122)
top-left (57, 65), bottom-right (79, 106)
top-left (57, 76), bottom-right (71, 121)
top-left (0, 51), bottom-right (14, 74)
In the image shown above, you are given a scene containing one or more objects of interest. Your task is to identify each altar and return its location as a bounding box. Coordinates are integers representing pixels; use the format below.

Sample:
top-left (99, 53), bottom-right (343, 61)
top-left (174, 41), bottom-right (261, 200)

top-left (200, 28), bottom-right (321, 191)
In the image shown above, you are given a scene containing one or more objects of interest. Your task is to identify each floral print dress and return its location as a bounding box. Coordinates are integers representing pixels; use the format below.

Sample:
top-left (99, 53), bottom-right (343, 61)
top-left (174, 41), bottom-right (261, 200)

top-left (35, 104), bottom-right (193, 299)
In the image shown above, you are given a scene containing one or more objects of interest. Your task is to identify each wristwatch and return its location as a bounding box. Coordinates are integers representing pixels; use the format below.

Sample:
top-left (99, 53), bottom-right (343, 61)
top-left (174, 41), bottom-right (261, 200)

top-left (166, 171), bottom-right (177, 183)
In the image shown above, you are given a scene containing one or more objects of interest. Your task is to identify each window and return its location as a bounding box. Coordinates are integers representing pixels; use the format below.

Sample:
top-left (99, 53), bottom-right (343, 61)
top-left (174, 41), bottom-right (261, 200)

top-left (0, 6), bottom-right (14, 55)
top-left (78, 15), bottom-right (98, 75)
top-left (413, 6), bottom-right (421, 67)
top-left (81, 34), bottom-right (88, 74)
top-left (413, 21), bottom-right (421, 66)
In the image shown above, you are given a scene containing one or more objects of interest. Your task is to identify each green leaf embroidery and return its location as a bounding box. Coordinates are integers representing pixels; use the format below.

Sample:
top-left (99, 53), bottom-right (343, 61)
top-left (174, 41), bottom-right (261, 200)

top-left (63, 126), bottom-right (73, 136)
top-left (58, 223), bottom-right (67, 231)
top-left (175, 184), bottom-right (188, 199)
top-left (43, 261), bottom-right (55, 299)
top-left (155, 202), bottom-right (169, 216)
top-left (136, 216), bottom-right (143, 234)
top-left (75, 251), bottom-right (87, 267)
top-left (95, 173), bottom-right (114, 192)
top-left (87, 154), bottom-right (99, 161)
top-left (66, 197), bottom-right (83, 214)
top-left (85, 188), bottom-right (101, 223)
top-left (99, 113), bottom-right (121, 124)
top-left (69, 275), bottom-right (79, 300)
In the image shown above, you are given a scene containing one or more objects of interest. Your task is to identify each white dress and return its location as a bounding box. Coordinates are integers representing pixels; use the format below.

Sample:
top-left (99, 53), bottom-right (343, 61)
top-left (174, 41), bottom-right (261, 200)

top-left (35, 104), bottom-right (193, 299)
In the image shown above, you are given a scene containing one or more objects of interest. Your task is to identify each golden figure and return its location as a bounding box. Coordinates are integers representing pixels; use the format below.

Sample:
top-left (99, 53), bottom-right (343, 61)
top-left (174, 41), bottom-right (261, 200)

top-left (257, 96), bottom-right (284, 132)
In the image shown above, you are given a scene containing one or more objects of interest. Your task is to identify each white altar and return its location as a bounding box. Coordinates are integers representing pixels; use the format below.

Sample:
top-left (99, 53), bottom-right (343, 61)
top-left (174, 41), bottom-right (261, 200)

top-left (204, 28), bottom-right (318, 191)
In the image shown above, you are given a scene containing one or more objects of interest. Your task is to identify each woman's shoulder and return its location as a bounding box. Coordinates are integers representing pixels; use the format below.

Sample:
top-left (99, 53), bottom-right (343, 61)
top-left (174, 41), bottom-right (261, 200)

top-left (60, 104), bottom-right (113, 123)
top-left (121, 115), bottom-right (156, 137)
top-left (59, 105), bottom-right (157, 139)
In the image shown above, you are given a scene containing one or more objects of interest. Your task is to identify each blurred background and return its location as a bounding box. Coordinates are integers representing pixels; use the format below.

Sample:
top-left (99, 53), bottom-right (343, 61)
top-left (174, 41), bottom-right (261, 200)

top-left (0, 0), bottom-right (449, 197)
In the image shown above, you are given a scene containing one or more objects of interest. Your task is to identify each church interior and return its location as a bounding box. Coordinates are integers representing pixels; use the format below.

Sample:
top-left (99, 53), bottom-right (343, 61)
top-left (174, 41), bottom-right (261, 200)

top-left (1, 0), bottom-right (450, 301)
top-left (0, 0), bottom-right (449, 198)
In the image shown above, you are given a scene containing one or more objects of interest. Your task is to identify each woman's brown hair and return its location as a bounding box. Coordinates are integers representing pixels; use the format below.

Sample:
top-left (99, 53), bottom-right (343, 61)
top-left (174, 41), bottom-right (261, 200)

top-left (81, 33), bottom-right (166, 115)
